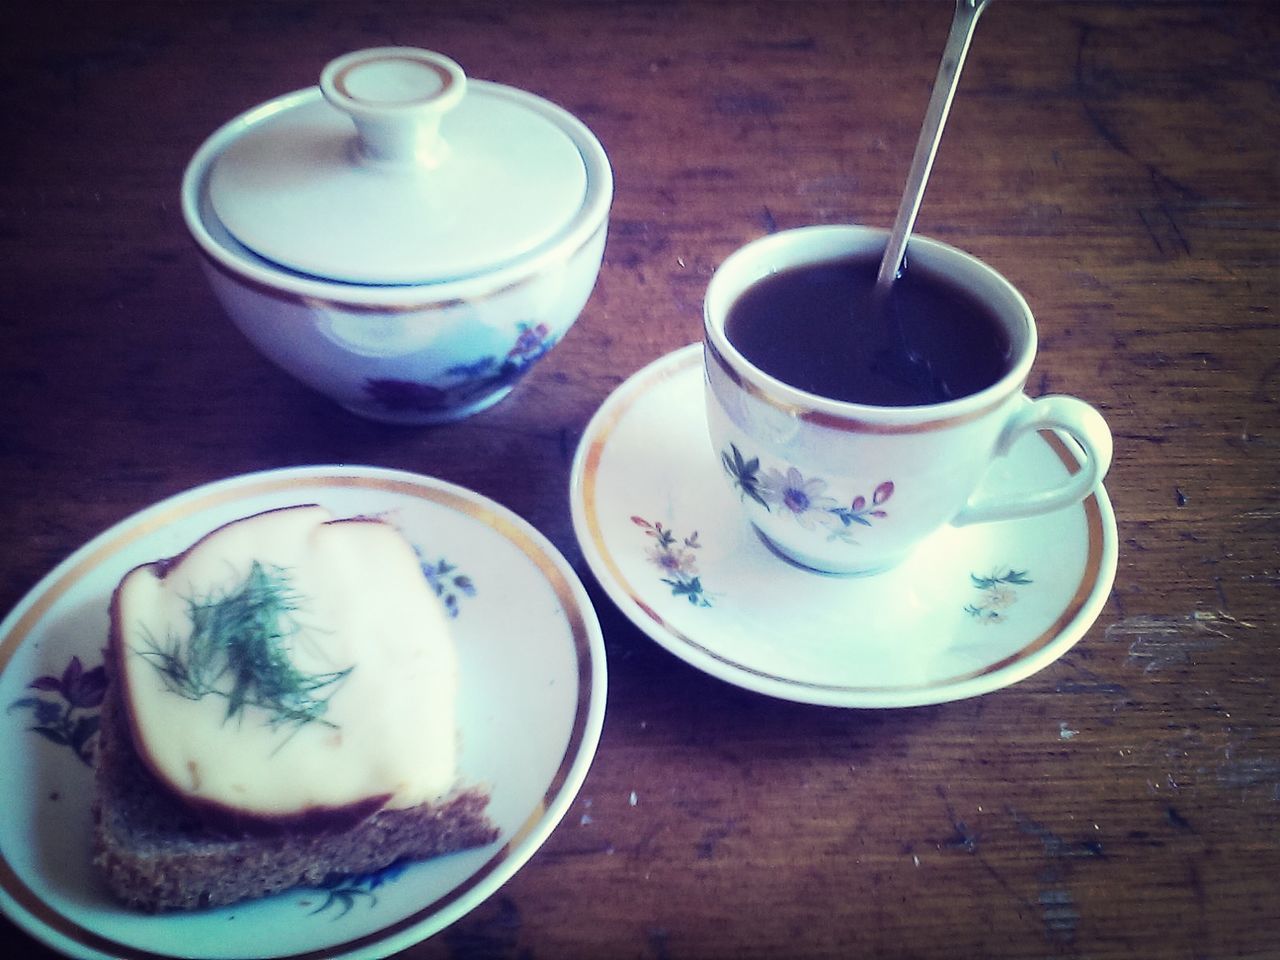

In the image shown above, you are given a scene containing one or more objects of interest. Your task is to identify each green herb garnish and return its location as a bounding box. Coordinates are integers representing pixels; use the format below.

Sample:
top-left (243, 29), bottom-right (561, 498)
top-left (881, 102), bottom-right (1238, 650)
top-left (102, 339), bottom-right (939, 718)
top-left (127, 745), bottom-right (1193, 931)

top-left (135, 561), bottom-right (352, 736)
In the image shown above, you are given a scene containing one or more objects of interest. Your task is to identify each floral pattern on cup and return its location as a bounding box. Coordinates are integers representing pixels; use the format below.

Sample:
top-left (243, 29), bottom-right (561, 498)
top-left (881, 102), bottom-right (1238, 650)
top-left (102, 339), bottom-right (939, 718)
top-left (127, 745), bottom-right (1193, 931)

top-left (964, 568), bottom-right (1033, 624)
top-left (721, 443), bottom-right (893, 543)
top-left (8, 655), bottom-right (107, 766)
top-left (632, 516), bottom-right (712, 607)
top-left (364, 321), bottom-right (555, 415)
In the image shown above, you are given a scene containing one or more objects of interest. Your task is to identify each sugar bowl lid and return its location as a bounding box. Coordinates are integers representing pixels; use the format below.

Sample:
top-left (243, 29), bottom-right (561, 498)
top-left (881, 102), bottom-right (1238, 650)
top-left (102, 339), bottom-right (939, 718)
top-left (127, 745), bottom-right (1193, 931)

top-left (206, 48), bottom-right (589, 285)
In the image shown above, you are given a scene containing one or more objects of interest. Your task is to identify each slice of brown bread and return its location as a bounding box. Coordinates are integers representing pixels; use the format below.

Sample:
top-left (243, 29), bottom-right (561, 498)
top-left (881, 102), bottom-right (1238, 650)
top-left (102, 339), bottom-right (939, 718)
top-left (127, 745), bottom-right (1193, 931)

top-left (91, 670), bottom-right (498, 912)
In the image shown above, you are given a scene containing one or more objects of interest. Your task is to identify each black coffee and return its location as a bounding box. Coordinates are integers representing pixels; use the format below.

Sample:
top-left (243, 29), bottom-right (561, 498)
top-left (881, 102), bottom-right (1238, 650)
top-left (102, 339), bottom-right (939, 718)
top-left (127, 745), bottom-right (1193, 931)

top-left (725, 255), bottom-right (1012, 406)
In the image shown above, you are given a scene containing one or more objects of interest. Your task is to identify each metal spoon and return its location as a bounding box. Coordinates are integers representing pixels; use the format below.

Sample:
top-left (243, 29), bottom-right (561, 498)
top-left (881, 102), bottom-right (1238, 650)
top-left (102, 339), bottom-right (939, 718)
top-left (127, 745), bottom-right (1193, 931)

top-left (875, 0), bottom-right (993, 292)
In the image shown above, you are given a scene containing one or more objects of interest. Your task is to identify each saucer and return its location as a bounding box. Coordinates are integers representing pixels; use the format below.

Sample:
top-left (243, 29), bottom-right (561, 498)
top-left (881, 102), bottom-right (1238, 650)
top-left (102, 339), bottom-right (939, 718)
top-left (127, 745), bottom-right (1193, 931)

top-left (569, 345), bottom-right (1117, 709)
top-left (0, 465), bottom-right (606, 960)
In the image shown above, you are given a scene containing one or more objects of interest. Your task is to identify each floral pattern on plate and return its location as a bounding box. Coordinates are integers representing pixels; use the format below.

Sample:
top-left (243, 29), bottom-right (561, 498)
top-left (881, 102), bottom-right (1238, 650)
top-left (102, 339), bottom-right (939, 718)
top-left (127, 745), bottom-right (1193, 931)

top-left (420, 555), bottom-right (477, 618)
top-left (7, 545), bottom-right (483, 918)
top-left (0, 465), bottom-right (605, 960)
top-left (308, 861), bottom-right (411, 918)
top-left (7, 655), bottom-right (107, 767)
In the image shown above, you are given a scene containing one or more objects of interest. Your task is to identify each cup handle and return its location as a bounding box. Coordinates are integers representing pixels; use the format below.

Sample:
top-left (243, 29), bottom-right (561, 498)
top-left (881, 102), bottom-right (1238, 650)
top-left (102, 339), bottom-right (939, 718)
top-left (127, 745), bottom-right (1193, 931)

top-left (952, 395), bottom-right (1113, 526)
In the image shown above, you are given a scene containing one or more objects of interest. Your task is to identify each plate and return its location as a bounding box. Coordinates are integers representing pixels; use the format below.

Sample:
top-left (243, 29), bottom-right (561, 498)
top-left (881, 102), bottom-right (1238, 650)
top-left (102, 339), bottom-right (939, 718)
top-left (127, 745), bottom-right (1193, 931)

top-left (0, 465), bottom-right (606, 959)
top-left (569, 344), bottom-right (1117, 708)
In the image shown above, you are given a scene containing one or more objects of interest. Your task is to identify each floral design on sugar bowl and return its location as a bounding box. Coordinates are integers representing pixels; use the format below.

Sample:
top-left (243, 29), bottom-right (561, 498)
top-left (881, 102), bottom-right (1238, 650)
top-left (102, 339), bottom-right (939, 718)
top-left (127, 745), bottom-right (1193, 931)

top-left (720, 443), bottom-right (894, 543)
top-left (8, 655), bottom-right (108, 766)
top-left (964, 568), bottom-right (1033, 624)
top-left (364, 321), bottom-right (555, 416)
top-left (632, 517), bottom-right (713, 608)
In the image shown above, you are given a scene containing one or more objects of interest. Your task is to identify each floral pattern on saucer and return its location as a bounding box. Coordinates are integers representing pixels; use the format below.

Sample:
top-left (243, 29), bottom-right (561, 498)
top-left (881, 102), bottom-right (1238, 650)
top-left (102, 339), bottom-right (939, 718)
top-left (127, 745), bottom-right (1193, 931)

top-left (964, 569), bottom-right (1034, 624)
top-left (720, 442), bottom-right (894, 542)
top-left (632, 517), bottom-right (712, 608)
top-left (569, 344), bottom-right (1117, 709)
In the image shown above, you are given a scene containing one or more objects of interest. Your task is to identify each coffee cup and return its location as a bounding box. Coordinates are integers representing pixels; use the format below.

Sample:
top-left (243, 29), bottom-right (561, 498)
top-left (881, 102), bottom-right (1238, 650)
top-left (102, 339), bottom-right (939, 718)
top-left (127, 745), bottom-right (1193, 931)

top-left (703, 224), bottom-right (1112, 575)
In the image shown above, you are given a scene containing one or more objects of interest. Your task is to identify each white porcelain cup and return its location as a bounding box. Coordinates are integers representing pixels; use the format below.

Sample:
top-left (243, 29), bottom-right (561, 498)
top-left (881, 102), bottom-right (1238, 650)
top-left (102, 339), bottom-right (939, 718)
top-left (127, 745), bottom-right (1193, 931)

top-left (703, 224), bottom-right (1112, 575)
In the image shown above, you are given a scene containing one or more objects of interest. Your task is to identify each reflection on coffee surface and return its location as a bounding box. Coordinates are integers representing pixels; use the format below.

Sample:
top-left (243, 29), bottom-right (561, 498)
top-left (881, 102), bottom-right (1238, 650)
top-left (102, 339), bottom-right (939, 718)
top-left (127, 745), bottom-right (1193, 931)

top-left (725, 255), bottom-right (1012, 406)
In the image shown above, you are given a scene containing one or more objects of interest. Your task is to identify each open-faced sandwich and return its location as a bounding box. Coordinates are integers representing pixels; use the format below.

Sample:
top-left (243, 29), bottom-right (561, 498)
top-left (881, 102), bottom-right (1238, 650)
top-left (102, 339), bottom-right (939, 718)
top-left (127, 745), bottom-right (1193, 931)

top-left (92, 504), bottom-right (498, 911)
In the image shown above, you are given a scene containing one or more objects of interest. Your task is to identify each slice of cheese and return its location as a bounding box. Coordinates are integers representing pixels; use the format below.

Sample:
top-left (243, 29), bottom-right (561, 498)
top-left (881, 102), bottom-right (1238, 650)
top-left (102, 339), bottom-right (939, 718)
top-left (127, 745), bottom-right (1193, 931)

top-left (112, 505), bottom-right (458, 822)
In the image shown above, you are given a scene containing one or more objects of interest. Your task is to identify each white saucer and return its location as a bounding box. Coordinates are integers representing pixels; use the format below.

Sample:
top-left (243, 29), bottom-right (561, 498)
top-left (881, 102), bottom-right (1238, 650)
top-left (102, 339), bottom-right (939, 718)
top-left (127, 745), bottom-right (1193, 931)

top-left (0, 465), bottom-right (606, 960)
top-left (570, 345), bottom-right (1117, 709)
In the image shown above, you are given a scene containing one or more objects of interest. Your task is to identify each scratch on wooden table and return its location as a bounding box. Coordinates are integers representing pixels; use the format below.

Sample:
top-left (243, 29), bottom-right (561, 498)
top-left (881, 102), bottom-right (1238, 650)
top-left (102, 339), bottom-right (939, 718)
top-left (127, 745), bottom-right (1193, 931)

top-left (1166, 805), bottom-right (1196, 832)
top-left (695, 819), bottom-right (739, 860)
top-left (1136, 202), bottom-right (1193, 258)
top-left (1254, 357), bottom-right (1280, 402)
top-left (630, 821), bottom-right (667, 864)
top-left (1074, 22), bottom-right (1202, 264)
top-left (1218, 730), bottom-right (1280, 798)
top-left (929, 788), bottom-right (1042, 932)
top-left (712, 90), bottom-right (782, 118)
top-left (1110, 431), bottom-right (1171, 445)
top-left (648, 926), bottom-right (672, 960)
top-left (534, 838), bottom-right (617, 863)
top-left (442, 895), bottom-right (522, 959)
top-left (1009, 808), bottom-right (1107, 945)
top-left (1011, 810), bottom-right (1108, 862)
top-left (1037, 887), bottom-right (1081, 945)
top-left (1215, 575), bottom-right (1230, 609)
top-left (1219, 756), bottom-right (1280, 795)
top-left (931, 786), bottom-right (981, 853)
top-left (1053, 651), bottom-right (1132, 700)
top-left (1235, 507), bottom-right (1280, 524)
top-left (1109, 611), bottom-right (1254, 673)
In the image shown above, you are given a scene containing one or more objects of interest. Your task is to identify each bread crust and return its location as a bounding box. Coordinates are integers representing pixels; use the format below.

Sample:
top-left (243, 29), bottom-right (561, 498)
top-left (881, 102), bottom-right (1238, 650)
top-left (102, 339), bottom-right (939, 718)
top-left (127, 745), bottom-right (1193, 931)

top-left (91, 658), bottom-right (498, 912)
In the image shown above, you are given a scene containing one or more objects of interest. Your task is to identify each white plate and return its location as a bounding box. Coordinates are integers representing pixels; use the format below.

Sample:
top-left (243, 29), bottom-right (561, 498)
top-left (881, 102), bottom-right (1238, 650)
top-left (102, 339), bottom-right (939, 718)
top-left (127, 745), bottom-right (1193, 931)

top-left (0, 465), bottom-right (606, 960)
top-left (570, 345), bottom-right (1117, 708)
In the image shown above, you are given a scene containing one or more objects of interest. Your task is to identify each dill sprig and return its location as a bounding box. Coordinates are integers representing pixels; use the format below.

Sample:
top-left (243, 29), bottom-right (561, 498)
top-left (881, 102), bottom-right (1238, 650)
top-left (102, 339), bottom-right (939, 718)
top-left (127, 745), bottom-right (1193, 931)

top-left (134, 561), bottom-right (352, 735)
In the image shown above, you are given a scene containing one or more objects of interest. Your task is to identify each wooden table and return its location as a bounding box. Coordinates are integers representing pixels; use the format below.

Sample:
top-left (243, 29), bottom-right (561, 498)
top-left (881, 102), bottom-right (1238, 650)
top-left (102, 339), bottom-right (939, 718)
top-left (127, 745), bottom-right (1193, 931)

top-left (2, 2), bottom-right (1277, 957)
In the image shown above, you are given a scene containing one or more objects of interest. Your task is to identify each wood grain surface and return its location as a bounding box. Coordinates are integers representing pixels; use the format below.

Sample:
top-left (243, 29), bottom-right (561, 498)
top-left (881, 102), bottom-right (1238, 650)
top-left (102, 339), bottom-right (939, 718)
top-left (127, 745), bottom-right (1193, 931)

top-left (1, 2), bottom-right (1276, 958)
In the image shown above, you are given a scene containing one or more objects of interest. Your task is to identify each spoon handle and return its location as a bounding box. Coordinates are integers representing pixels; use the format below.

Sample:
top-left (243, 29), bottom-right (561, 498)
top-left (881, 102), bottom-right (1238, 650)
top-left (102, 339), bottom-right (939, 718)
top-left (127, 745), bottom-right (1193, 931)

top-left (876, 0), bottom-right (992, 291)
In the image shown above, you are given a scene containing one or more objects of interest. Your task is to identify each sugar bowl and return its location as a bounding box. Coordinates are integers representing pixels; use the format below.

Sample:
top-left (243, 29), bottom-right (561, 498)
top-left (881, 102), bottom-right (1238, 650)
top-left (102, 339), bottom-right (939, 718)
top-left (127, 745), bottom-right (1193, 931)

top-left (182, 48), bottom-right (612, 424)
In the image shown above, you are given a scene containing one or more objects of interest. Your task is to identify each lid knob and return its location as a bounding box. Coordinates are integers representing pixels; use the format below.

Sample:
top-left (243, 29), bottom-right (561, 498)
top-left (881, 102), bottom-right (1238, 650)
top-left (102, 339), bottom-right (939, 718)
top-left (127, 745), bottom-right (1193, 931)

top-left (206, 46), bottom-right (592, 285)
top-left (319, 47), bottom-right (466, 169)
